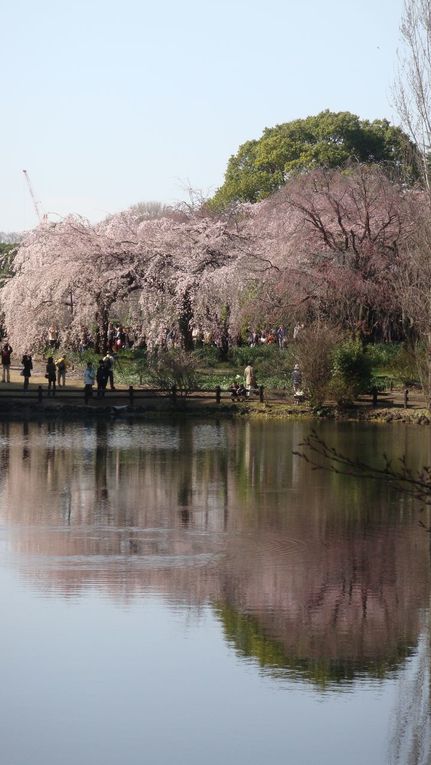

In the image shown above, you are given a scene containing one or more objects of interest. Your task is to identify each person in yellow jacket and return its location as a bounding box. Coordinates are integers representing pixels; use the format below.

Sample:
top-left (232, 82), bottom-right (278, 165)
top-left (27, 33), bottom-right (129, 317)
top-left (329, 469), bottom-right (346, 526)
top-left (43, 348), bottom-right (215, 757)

top-left (55, 355), bottom-right (67, 387)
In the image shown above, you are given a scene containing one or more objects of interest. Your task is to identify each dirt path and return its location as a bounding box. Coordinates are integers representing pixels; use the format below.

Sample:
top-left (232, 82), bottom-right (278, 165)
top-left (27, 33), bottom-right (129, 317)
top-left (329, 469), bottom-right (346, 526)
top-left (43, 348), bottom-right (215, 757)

top-left (0, 364), bottom-right (429, 422)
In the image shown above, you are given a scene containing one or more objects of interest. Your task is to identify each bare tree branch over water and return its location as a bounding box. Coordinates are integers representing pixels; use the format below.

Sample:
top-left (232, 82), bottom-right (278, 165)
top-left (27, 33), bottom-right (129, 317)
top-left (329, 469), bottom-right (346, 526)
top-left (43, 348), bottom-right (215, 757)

top-left (294, 429), bottom-right (431, 517)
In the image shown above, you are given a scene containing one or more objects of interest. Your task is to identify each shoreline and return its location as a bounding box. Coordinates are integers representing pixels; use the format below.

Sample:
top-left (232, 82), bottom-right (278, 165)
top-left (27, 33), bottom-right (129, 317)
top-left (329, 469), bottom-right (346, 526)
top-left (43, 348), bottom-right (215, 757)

top-left (0, 397), bottom-right (429, 425)
top-left (0, 362), bottom-right (427, 425)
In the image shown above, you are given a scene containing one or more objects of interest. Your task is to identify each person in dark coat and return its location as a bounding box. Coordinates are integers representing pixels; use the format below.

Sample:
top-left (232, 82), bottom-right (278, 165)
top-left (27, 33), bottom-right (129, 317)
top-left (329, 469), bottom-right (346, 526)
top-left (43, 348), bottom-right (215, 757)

top-left (96, 359), bottom-right (108, 398)
top-left (1, 342), bottom-right (13, 383)
top-left (46, 356), bottom-right (56, 397)
top-left (21, 354), bottom-right (33, 391)
top-left (102, 352), bottom-right (115, 390)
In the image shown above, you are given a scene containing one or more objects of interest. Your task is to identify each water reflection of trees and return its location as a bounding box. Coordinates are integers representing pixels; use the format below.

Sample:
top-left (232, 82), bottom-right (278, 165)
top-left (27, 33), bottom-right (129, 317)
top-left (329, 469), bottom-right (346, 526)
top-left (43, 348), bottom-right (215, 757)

top-left (216, 602), bottom-right (413, 687)
top-left (0, 419), bottom-right (429, 687)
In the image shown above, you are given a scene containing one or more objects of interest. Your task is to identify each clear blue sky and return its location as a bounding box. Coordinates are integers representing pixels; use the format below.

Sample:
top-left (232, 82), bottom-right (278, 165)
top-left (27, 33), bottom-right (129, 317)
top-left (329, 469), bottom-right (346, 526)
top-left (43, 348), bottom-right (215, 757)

top-left (1, 0), bottom-right (404, 231)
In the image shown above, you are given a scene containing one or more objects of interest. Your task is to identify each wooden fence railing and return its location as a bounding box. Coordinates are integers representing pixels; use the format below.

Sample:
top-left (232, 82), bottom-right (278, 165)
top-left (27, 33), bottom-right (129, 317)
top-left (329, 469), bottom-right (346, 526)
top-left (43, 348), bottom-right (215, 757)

top-left (0, 384), bottom-right (265, 405)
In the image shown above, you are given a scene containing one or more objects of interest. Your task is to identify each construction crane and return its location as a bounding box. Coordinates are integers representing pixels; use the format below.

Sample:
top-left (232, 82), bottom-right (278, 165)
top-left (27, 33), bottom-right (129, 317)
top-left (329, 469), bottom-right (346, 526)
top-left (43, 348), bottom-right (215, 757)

top-left (22, 169), bottom-right (47, 224)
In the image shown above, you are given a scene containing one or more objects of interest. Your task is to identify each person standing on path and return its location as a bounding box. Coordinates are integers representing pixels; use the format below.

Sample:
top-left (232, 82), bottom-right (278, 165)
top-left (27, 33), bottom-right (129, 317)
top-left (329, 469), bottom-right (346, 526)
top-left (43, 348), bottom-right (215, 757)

top-left (21, 353), bottom-right (32, 391)
top-left (46, 357), bottom-right (57, 397)
top-left (102, 351), bottom-right (115, 390)
top-left (1, 342), bottom-right (13, 383)
top-left (244, 363), bottom-right (256, 396)
top-left (84, 361), bottom-right (95, 402)
top-left (48, 324), bottom-right (59, 349)
top-left (55, 354), bottom-right (67, 386)
top-left (96, 359), bottom-right (108, 398)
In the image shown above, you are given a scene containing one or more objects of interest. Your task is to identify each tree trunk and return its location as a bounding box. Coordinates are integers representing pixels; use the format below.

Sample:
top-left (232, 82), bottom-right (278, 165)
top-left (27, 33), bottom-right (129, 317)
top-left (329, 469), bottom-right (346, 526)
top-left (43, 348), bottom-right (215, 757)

top-left (179, 290), bottom-right (194, 351)
top-left (428, 330), bottom-right (431, 411)
top-left (218, 305), bottom-right (231, 361)
top-left (95, 302), bottom-right (110, 354)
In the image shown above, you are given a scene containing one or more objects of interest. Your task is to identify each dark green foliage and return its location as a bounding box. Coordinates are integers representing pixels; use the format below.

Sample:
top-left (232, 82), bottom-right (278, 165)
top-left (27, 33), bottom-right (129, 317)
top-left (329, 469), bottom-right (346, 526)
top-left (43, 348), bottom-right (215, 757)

top-left (228, 345), bottom-right (295, 388)
top-left (331, 340), bottom-right (373, 402)
top-left (228, 344), bottom-right (282, 367)
top-left (369, 375), bottom-right (393, 393)
top-left (191, 345), bottom-right (221, 368)
top-left (215, 602), bottom-right (410, 687)
top-left (366, 343), bottom-right (420, 387)
top-left (210, 110), bottom-right (419, 208)
top-left (364, 342), bottom-right (401, 367)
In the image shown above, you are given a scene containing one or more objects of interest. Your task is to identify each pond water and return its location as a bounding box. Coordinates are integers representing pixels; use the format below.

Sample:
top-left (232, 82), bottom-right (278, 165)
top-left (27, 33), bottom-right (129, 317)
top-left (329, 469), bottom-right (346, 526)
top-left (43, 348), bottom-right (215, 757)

top-left (0, 418), bottom-right (430, 765)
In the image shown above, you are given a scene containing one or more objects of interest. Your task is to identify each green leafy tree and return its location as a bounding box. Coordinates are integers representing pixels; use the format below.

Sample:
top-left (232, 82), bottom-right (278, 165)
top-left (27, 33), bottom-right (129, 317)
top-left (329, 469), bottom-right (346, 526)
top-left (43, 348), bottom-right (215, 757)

top-left (211, 110), bottom-right (419, 207)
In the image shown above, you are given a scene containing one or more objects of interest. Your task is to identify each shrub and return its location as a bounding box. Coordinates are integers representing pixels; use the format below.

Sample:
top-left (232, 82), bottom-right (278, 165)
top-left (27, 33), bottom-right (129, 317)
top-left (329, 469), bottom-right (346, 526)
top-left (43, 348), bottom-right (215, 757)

top-left (369, 375), bottom-right (392, 393)
top-left (294, 323), bottom-right (341, 406)
top-left (331, 340), bottom-right (373, 404)
top-left (147, 349), bottom-right (201, 394)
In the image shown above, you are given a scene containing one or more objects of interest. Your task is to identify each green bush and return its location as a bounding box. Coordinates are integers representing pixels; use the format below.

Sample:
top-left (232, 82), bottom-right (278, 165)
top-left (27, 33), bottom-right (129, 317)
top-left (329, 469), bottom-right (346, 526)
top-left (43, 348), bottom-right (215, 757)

top-left (331, 340), bottom-right (373, 403)
top-left (228, 344), bottom-right (281, 367)
top-left (364, 342), bottom-right (400, 367)
top-left (369, 375), bottom-right (392, 393)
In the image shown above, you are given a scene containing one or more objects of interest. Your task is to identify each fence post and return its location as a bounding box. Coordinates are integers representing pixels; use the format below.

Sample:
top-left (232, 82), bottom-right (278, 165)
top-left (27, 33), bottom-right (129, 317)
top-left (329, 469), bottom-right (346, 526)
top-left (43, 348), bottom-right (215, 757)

top-left (171, 384), bottom-right (177, 403)
top-left (38, 385), bottom-right (43, 403)
top-left (372, 387), bottom-right (378, 407)
top-left (259, 385), bottom-right (264, 403)
top-left (129, 385), bottom-right (134, 407)
top-left (404, 388), bottom-right (409, 408)
top-left (215, 385), bottom-right (221, 403)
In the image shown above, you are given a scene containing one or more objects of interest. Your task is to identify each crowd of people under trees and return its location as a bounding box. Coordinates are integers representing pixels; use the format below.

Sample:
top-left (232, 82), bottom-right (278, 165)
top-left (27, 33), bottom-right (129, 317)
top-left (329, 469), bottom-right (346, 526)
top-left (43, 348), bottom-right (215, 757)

top-left (1, 340), bottom-right (118, 398)
top-left (37, 321), bottom-right (303, 356)
top-left (0, 314), bottom-right (306, 399)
